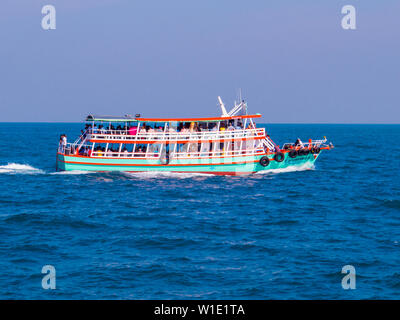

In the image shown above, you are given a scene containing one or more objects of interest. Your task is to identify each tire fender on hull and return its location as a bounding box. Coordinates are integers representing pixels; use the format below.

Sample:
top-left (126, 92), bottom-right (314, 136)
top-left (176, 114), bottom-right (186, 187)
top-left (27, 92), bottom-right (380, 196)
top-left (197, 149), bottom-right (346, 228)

top-left (274, 152), bottom-right (285, 162)
top-left (259, 156), bottom-right (270, 167)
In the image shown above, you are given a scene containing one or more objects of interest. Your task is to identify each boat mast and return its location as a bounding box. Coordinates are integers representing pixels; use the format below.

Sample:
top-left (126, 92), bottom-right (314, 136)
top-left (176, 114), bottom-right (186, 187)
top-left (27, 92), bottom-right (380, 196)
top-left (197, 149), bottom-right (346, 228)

top-left (218, 96), bottom-right (229, 117)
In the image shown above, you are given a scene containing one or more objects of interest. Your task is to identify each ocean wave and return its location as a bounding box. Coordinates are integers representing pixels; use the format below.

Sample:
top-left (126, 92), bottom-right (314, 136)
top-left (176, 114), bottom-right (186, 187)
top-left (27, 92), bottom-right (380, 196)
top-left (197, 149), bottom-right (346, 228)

top-left (0, 163), bottom-right (44, 174)
top-left (380, 199), bottom-right (400, 210)
top-left (122, 171), bottom-right (212, 179)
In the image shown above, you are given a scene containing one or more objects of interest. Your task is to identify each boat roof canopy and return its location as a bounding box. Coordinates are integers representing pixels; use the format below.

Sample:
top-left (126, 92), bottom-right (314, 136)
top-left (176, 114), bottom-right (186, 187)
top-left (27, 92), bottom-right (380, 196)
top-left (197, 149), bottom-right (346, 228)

top-left (86, 114), bottom-right (261, 123)
top-left (86, 114), bottom-right (137, 122)
top-left (137, 114), bottom-right (261, 122)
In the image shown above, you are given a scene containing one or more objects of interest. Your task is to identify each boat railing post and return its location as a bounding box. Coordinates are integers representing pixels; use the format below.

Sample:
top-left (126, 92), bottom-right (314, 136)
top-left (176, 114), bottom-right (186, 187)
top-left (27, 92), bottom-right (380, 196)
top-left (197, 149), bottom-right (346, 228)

top-left (118, 143), bottom-right (123, 157)
top-left (161, 122), bottom-right (168, 159)
top-left (212, 121), bottom-right (220, 156)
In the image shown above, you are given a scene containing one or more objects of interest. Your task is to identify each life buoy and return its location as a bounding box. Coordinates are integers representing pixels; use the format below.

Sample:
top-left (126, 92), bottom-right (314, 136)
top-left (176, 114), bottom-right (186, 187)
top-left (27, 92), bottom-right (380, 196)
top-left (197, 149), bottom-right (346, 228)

top-left (303, 149), bottom-right (310, 155)
top-left (289, 150), bottom-right (297, 158)
top-left (259, 156), bottom-right (270, 167)
top-left (314, 147), bottom-right (321, 154)
top-left (274, 152), bottom-right (285, 162)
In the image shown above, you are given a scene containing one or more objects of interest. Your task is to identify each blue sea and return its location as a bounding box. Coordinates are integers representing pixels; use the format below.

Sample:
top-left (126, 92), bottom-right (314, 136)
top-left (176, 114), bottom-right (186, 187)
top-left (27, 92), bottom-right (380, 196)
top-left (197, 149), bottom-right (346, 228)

top-left (0, 123), bottom-right (399, 299)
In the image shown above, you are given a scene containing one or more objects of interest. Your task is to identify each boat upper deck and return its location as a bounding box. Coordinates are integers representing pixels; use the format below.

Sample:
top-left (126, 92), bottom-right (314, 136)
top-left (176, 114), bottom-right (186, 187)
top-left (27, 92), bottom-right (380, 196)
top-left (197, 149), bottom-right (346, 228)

top-left (82, 112), bottom-right (266, 144)
top-left (87, 127), bottom-right (266, 144)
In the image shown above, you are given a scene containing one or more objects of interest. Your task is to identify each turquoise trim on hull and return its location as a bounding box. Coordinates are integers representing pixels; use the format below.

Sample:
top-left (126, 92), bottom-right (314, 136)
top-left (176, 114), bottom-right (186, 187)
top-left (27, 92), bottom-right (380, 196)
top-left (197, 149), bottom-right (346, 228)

top-left (56, 153), bottom-right (319, 175)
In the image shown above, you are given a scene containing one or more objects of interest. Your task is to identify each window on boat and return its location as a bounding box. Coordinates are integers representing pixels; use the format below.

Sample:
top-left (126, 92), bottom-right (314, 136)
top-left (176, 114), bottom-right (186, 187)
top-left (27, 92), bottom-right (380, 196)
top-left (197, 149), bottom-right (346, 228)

top-left (134, 144), bottom-right (147, 157)
top-left (137, 122), bottom-right (166, 133)
top-left (147, 143), bottom-right (162, 157)
top-left (91, 143), bottom-right (106, 156)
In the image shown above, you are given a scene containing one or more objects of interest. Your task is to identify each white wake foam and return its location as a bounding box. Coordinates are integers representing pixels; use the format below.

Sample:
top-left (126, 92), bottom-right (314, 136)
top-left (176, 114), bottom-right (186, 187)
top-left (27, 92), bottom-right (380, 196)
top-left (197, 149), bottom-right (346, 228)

top-left (50, 170), bottom-right (94, 175)
top-left (0, 163), bottom-right (44, 174)
top-left (255, 163), bottom-right (315, 175)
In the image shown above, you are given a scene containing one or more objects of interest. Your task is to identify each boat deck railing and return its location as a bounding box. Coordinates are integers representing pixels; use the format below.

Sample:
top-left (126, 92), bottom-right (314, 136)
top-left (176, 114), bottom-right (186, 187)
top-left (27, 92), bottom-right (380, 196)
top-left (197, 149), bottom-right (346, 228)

top-left (60, 142), bottom-right (265, 159)
top-left (86, 128), bottom-right (266, 142)
top-left (282, 138), bottom-right (328, 150)
top-left (60, 143), bottom-right (92, 155)
top-left (89, 147), bottom-right (265, 159)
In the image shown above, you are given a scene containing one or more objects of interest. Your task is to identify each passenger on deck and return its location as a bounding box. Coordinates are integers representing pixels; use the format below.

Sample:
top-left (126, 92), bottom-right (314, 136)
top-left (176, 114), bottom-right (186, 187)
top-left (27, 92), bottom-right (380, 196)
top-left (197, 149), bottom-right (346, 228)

top-left (59, 135), bottom-right (66, 153)
top-left (294, 138), bottom-right (304, 148)
top-left (199, 123), bottom-right (207, 131)
top-left (62, 134), bottom-right (67, 148)
top-left (128, 126), bottom-right (138, 135)
top-left (137, 147), bottom-right (145, 156)
top-left (227, 122), bottom-right (235, 131)
top-left (147, 126), bottom-right (155, 134)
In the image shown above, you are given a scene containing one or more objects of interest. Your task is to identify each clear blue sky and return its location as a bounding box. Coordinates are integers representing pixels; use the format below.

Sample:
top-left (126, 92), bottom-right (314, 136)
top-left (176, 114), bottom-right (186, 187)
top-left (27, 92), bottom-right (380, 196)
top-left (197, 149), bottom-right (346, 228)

top-left (0, 0), bottom-right (399, 123)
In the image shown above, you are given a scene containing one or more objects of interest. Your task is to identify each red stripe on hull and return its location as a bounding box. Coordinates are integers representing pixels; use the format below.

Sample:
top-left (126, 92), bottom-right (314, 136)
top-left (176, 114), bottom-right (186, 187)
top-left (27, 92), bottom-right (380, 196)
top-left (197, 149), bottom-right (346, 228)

top-left (124, 170), bottom-right (256, 176)
top-left (58, 158), bottom-right (260, 167)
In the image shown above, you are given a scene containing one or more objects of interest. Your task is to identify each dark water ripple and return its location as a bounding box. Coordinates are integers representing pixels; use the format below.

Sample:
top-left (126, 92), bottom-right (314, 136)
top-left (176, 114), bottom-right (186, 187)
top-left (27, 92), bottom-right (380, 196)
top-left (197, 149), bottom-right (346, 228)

top-left (0, 123), bottom-right (399, 299)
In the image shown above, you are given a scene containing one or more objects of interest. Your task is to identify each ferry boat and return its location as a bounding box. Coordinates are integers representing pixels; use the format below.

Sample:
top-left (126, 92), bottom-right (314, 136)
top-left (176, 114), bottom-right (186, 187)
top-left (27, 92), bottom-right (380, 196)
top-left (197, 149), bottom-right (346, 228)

top-left (56, 97), bottom-right (333, 175)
